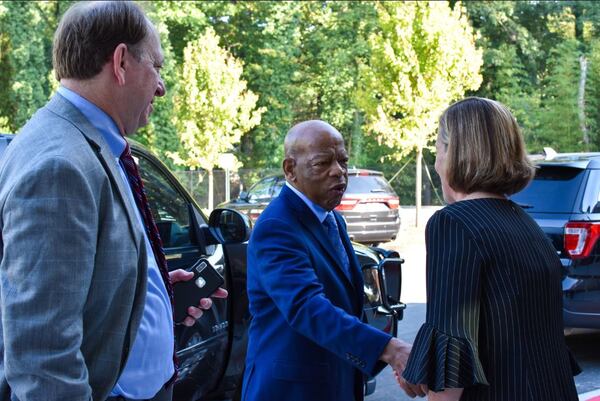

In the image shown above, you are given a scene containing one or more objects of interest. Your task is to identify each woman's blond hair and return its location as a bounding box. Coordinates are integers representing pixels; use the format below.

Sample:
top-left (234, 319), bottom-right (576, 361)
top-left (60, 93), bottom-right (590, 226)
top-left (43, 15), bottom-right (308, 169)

top-left (438, 97), bottom-right (534, 196)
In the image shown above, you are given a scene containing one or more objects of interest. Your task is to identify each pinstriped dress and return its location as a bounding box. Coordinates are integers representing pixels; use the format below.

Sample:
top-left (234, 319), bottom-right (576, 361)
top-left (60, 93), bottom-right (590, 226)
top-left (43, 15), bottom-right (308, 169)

top-left (403, 198), bottom-right (580, 401)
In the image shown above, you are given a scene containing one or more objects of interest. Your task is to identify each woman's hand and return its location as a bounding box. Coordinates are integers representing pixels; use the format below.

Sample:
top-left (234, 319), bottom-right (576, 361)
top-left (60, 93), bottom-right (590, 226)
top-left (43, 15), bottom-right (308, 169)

top-left (393, 370), bottom-right (428, 398)
top-left (428, 388), bottom-right (463, 401)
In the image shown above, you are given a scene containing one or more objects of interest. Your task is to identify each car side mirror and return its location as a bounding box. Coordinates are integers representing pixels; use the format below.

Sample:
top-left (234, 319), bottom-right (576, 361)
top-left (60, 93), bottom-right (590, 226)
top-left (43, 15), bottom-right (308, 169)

top-left (362, 263), bottom-right (385, 307)
top-left (379, 252), bottom-right (406, 318)
top-left (208, 208), bottom-right (251, 244)
top-left (362, 252), bottom-right (406, 319)
top-left (239, 191), bottom-right (249, 201)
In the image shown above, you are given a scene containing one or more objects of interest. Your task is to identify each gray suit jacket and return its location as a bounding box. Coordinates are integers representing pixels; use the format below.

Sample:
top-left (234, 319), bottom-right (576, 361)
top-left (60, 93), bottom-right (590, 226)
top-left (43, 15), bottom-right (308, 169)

top-left (0, 94), bottom-right (148, 401)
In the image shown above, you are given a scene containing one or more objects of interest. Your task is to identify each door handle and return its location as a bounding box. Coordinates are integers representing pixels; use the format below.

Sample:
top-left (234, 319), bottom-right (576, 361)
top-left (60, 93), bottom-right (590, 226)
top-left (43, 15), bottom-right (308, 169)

top-left (376, 302), bottom-right (406, 318)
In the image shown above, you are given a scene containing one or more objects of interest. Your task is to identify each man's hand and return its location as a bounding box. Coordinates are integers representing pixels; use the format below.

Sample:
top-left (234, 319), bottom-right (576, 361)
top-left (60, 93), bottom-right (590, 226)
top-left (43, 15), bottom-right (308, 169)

top-left (379, 338), bottom-right (427, 398)
top-left (379, 337), bottom-right (411, 373)
top-left (169, 269), bottom-right (229, 326)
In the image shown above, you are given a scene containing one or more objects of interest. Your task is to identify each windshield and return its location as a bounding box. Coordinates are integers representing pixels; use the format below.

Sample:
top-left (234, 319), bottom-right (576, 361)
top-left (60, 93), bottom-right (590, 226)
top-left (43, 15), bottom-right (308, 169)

top-left (510, 166), bottom-right (585, 213)
top-left (346, 175), bottom-right (395, 195)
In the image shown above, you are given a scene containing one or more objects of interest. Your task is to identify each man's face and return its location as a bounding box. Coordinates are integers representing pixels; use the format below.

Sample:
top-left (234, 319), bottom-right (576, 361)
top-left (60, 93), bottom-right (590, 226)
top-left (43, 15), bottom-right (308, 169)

top-left (124, 29), bottom-right (165, 135)
top-left (288, 128), bottom-right (349, 211)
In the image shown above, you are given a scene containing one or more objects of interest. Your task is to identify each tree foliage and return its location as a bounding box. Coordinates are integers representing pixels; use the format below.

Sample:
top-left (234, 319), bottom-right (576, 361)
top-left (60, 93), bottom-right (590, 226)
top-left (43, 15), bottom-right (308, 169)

top-left (4, 1), bottom-right (600, 207)
top-left (0, 2), bottom-right (71, 131)
top-left (169, 27), bottom-right (263, 171)
top-left (537, 40), bottom-right (581, 151)
top-left (464, 0), bottom-right (600, 153)
top-left (359, 1), bottom-right (482, 157)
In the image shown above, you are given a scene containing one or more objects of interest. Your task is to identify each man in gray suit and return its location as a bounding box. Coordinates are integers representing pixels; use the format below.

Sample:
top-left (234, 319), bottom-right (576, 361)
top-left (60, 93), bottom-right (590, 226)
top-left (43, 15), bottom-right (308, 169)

top-left (0, 2), bottom-right (224, 401)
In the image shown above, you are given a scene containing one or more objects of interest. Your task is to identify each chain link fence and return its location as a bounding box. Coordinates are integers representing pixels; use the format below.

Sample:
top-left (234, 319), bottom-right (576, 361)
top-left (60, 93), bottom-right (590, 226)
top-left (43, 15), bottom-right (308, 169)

top-left (173, 160), bottom-right (444, 212)
top-left (173, 168), bottom-right (280, 211)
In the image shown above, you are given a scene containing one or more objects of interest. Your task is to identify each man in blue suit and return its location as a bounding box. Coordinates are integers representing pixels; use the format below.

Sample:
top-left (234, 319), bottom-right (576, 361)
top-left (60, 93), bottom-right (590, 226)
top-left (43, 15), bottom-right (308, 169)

top-left (242, 120), bottom-right (416, 401)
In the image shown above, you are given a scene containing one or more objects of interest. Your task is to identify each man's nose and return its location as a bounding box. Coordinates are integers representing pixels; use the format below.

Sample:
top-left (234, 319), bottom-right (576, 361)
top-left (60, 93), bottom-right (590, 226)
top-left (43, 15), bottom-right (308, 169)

top-left (156, 78), bottom-right (166, 97)
top-left (331, 161), bottom-right (346, 176)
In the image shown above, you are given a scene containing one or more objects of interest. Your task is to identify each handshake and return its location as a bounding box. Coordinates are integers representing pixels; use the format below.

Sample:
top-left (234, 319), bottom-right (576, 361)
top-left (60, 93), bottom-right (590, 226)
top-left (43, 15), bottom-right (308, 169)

top-left (379, 338), bottom-right (428, 398)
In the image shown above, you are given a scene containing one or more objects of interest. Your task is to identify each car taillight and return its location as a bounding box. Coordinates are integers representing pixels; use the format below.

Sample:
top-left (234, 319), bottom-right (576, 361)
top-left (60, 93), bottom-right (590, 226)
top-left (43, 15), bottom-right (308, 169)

top-left (249, 209), bottom-right (262, 222)
top-left (336, 198), bottom-right (359, 211)
top-left (564, 222), bottom-right (600, 259)
top-left (387, 198), bottom-right (399, 209)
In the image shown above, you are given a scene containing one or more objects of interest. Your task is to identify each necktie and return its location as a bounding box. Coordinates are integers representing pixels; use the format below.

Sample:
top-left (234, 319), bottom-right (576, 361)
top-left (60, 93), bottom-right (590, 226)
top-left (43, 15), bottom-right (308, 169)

top-left (323, 213), bottom-right (351, 279)
top-left (120, 143), bottom-right (179, 378)
top-left (120, 142), bottom-right (175, 306)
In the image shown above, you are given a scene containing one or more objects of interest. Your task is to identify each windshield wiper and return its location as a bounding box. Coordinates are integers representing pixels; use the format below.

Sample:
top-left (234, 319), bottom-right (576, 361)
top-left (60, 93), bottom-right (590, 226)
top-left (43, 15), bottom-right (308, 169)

top-left (516, 202), bottom-right (533, 209)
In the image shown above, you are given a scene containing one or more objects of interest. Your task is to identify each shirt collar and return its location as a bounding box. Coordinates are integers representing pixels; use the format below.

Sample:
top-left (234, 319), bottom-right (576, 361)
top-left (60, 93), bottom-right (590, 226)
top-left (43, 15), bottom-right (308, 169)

top-left (57, 86), bottom-right (126, 158)
top-left (285, 181), bottom-right (331, 223)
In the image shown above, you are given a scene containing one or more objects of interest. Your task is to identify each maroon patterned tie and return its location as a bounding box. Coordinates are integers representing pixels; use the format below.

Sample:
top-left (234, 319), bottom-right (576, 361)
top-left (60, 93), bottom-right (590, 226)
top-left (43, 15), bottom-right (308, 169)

top-left (119, 142), bottom-right (175, 306)
top-left (120, 142), bottom-right (178, 380)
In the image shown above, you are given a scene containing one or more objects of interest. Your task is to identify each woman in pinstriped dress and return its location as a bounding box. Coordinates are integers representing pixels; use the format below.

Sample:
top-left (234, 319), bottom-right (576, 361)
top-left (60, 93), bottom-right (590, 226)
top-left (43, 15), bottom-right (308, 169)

top-left (400, 98), bottom-right (580, 401)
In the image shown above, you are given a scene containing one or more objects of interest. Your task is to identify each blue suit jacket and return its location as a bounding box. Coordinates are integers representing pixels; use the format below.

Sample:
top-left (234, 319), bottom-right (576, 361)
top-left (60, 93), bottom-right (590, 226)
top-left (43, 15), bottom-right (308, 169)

top-left (242, 186), bottom-right (391, 401)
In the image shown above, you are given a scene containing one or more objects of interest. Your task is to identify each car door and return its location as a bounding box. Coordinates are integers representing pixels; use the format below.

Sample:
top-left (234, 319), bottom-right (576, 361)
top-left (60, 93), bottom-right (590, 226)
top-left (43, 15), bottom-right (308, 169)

top-left (134, 150), bottom-right (229, 400)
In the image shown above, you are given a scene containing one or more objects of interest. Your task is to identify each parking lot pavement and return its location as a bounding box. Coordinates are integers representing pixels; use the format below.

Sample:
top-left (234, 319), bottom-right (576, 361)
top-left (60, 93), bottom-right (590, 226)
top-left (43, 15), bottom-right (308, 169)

top-left (567, 331), bottom-right (600, 395)
top-left (385, 206), bottom-right (440, 304)
top-left (367, 206), bottom-right (600, 400)
top-left (366, 303), bottom-right (426, 401)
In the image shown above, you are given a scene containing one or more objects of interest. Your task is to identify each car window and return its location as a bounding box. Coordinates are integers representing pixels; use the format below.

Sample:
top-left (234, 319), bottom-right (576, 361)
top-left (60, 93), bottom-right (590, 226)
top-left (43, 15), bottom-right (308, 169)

top-left (136, 154), bottom-right (193, 249)
top-left (248, 176), bottom-right (275, 201)
top-left (585, 170), bottom-right (600, 213)
top-left (273, 177), bottom-right (285, 197)
top-left (346, 175), bottom-right (395, 195)
top-left (511, 166), bottom-right (586, 213)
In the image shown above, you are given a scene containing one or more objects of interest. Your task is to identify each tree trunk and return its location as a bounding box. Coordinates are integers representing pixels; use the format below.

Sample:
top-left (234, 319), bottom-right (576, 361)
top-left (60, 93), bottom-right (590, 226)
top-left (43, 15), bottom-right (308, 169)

top-left (423, 171), bottom-right (431, 206)
top-left (208, 168), bottom-right (214, 211)
top-left (350, 110), bottom-right (362, 162)
top-left (579, 55), bottom-right (589, 148)
top-left (415, 147), bottom-right (422, 227)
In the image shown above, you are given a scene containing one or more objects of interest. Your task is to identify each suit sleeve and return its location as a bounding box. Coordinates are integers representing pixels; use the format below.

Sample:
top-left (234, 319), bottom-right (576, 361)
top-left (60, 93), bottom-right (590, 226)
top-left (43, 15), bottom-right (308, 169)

top-left (250, 217), bottom-right (391, 376)
top-left (0, 157), bottom-right (97, 401)
top-left (403, 209), bottom-right (488, 391)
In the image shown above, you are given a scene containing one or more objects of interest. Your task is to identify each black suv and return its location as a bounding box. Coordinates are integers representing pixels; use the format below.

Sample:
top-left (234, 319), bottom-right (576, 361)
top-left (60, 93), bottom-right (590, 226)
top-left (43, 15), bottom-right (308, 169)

top-left (511, 151), bottom-right (600, 330)
top-left (219, 169), bottom-right (401, 245)
top-left (0, 135), bottom-right (405, 400)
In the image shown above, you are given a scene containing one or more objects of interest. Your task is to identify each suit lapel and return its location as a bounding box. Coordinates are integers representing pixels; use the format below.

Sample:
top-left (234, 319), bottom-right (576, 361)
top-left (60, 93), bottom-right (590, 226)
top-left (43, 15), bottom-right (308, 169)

top-left (335, 212), bottom-right (365, 313)
top-left (45, 94), bottom-right (143, 250)
top-left (281, 186), bottom-right (356, 291)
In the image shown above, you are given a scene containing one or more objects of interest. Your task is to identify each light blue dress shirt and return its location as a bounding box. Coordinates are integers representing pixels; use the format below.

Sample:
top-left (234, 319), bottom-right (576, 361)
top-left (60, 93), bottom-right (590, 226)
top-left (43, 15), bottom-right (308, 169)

top-left (285, 182), bottom-right (351, 278)
top-left (285, 181), bottom-right (330, 223)
top-left (57, 87), bottom-right (174, 399)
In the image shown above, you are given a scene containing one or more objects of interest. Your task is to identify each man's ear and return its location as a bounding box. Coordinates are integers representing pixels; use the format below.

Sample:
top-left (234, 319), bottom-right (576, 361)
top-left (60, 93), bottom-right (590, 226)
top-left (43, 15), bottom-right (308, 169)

top-left (282, 158), bottom-right (296, 182)
top-left (111, 43), bottom-right (129, 86)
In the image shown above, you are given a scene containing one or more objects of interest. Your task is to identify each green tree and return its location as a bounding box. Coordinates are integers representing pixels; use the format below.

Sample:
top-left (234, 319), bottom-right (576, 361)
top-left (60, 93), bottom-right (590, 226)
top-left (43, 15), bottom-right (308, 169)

top-left (169, 28), bottom-right (264, 210)
top-left (464, 2), bottom-right (543, 143)
top-left (537, 40), bottom-right (583, 152)
top-left (132, 1), bottom-right (211, 167)
top-left (208, 1), bottom-right (304, 168)
top-left (200, 2), bottom-right (380, 169)
top-left (291, 2), bottom-right (378, 163)
top-left (358, 1), bottom-right (482, 224)
top-left (0, 1), bottom-right (71, 132)
top-left (464, 1), bottom-right (600, 153)
top-left (587, 38), bottom-right (600, 147)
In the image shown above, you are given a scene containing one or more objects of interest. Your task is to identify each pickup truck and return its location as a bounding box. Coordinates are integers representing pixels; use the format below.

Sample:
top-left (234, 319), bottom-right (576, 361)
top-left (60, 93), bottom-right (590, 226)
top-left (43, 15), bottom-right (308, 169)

top-left (0, 134), bottom-right (405, 401)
